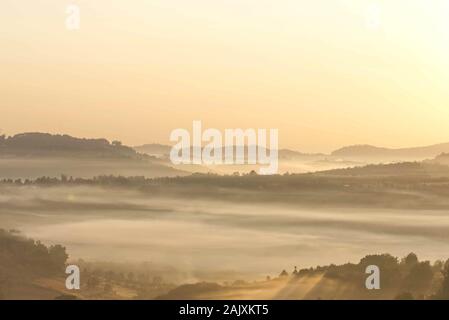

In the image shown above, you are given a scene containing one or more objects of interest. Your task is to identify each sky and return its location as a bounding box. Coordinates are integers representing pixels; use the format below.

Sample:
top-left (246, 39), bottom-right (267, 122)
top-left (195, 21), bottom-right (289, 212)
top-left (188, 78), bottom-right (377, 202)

top-left (1, 0), bottom-right (449, 152)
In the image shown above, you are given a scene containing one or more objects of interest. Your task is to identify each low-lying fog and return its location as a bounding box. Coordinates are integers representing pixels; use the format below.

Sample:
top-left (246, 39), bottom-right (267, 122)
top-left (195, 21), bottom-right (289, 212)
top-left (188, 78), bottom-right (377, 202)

top-left (1, 185), bottom-right (449, 280)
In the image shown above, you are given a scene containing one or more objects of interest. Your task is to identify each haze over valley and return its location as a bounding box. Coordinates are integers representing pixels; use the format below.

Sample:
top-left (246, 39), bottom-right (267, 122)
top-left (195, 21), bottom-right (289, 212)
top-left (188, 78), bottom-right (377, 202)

top-left (3, 0), bottom-right (449, 300)
top-left (2, 133), bottom-right (449, 299)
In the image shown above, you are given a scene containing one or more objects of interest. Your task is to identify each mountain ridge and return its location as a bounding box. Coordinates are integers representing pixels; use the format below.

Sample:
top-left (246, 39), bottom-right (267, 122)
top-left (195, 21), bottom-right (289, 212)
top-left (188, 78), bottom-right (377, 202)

top-left (134, 141), bottom-right (449, 161)
top-left (331, 142), bottom-right (449, 160)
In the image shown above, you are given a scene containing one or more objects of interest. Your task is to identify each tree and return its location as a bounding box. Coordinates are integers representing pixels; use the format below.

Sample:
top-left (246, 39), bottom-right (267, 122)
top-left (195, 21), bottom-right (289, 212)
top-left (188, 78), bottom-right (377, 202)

top-left (435, 262), bottom-right (449, 299)
top-left (402, 261), bottom-right (433, 292)
top-left (359, 254), bottom-right (400, 288)
top-left (279, 270), bottom-right (289, 277)
top-left (48, 244), bottom-right (69, 272)
top-left (403, 253), bottom-right (418, 266)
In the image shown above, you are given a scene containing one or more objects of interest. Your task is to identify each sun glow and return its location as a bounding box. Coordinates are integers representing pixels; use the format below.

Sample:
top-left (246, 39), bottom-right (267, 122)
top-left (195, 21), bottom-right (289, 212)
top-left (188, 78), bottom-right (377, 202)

top-left (1, 0), bottom-right (449, 152)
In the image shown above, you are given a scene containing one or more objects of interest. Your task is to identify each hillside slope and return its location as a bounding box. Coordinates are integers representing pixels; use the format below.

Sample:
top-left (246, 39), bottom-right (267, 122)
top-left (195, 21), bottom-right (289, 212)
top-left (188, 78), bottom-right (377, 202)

top-left (332, 143), bottom-right (449, 161)
top-left (0, 133), bottom-right (185, 179)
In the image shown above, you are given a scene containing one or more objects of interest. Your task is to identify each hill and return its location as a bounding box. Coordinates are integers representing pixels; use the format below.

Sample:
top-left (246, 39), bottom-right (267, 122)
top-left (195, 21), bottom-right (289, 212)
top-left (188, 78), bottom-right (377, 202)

top-left (156, 252), bottom-right (445, 300)
top-left (0, 133), bottom-right (147, 159)
top-left (316, 161), bottom-right (449, 177)
top-left (134, 142), bottom-right (449, 163)
top-left (7, 160), bottom-right (449, 210)
top-left (428, 153), bottom-right (449, 166)
top-left (0, 133), bottom-right (185, 179)
top-left (332, 142), bottom-right (449, 161)
top-left (133, 143), bottom-right (172, 158)
top-left (0, 229), bottom-right (69, 299)
top-left (134, 143), bottom-right (325, 160)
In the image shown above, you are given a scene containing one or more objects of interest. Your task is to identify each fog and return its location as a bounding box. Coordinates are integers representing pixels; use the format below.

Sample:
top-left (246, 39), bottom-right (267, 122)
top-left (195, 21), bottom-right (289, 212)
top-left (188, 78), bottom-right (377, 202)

top-left (1, 185), bottom-right (449, 280)
top-left (0, 157), bottom-right (183, 179)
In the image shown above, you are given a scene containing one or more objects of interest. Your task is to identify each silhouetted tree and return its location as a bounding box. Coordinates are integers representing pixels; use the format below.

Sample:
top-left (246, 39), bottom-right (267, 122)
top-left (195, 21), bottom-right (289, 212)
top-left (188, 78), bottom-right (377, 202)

top-left (435, 262), bottom-right (449, 299)
top-left (402, 261), bottom-right (433, 293)
top-left (279, 270), bottom-right (289, 277)
top-left (403, 253), bottom-right (418, 266)
top-left (48, 244), bottom-right (69, 272)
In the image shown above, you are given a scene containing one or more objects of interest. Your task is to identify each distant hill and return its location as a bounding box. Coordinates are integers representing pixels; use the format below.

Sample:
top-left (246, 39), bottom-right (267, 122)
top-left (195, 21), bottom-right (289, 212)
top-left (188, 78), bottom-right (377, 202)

top-left (427, 153), bottom-right (449, 166)
top-left (0, 133), bottom-right (186, 179)
top-left (132, 144), bottom-right (333, 175)
top-left (135, 141), bottom-right (449, 164)
top-left (26, 135), bottom-right (449, 176)
top-left (316, 161), bottom-right (449, 177)
top-left (0, 133), bottom-right (148, 159)
top-left (278, 149), bottom-right (325, 160)
top-left (331, 142), bottom-right (449, 161)
top-left (133, 143), bottom-right (324, 160)
top-left (133, 143), bottom-right (172, 158)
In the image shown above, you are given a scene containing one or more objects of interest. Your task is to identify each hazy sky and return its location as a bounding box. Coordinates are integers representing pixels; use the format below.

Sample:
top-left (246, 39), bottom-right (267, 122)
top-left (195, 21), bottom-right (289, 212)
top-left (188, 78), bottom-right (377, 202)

top-left (2, 0), bottom-right (449, 152)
